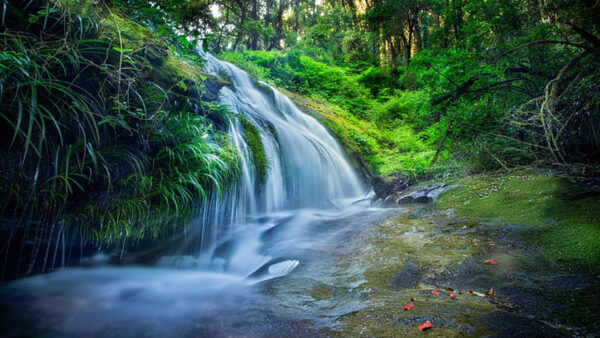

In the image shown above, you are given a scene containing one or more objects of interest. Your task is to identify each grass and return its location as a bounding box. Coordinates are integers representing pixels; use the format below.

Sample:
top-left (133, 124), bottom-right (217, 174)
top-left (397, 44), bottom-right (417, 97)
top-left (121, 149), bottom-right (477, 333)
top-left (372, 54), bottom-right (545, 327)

top-left (436, 169), bottom-right (600, 272)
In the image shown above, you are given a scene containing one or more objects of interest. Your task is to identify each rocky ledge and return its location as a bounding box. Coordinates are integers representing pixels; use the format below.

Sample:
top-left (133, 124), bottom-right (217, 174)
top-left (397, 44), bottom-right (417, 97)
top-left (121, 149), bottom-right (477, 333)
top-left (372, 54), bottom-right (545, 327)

top-left (371, 175), bottom-right (454, 207)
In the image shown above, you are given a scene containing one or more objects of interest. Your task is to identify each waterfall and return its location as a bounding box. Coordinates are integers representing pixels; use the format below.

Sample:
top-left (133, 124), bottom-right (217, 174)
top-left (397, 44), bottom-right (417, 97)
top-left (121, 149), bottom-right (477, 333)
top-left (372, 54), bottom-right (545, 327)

top-left (158, 54), bottom-right (368, 279)
top-left (0, 56), bottom-right (377, 335)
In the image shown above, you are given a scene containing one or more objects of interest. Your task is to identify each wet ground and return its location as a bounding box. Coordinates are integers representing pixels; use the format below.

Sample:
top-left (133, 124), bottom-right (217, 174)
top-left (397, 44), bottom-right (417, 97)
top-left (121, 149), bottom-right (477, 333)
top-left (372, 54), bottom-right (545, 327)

top-left (291, 204), bottom-right (598, 337)
top-left (1, 202), bottom-right (597, 337)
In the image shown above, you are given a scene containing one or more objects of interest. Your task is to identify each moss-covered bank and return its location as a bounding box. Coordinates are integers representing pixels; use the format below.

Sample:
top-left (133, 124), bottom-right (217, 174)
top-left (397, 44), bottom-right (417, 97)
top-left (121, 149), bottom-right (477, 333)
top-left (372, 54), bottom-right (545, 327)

top-left (436, 169), bottom-right (600, 272)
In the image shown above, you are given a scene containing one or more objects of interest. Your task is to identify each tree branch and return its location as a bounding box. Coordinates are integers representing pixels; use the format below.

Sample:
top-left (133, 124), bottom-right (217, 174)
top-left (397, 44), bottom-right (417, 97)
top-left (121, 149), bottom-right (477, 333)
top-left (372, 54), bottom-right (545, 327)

top-left (499, 40), bottom-right (587, 58)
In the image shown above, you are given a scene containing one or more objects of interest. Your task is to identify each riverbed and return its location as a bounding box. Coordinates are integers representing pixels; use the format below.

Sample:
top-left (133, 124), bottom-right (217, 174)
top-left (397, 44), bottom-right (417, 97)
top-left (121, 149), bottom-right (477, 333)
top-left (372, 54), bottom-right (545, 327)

top-left (3, 196), bottom-right (596, 337)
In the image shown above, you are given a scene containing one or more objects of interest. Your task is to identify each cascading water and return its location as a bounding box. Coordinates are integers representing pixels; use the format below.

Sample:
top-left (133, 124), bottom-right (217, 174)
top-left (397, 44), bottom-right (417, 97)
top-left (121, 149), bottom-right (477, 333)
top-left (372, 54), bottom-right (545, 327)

top-left (158, 54), bottom-right (368, 279)
top-left (0, 54), bottom-right (379, 337)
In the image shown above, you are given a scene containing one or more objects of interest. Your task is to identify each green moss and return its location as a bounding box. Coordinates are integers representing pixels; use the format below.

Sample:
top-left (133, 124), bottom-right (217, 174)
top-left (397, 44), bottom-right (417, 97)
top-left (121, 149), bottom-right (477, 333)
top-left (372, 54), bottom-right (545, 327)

top-left (436, 170), bottom-right (600, 271)
top-left (239, 117), bottom-right (268, 185)
top-left (550, 280), bottom-right (600, 330)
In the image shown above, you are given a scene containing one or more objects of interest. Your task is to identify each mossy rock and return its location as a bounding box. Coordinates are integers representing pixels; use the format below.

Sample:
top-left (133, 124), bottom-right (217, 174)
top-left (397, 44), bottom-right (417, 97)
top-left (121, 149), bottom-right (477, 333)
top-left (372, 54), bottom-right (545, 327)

top-left (239, 117), bottom-right (269, 185)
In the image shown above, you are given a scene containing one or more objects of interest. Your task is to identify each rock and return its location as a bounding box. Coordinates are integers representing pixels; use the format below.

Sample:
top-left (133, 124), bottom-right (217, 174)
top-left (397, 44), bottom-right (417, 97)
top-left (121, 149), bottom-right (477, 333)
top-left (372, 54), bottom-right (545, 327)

top-left (371, 175), bottom-right (415, 203)
top-left (479, 311), bottom-right (567, 337)
top-left (423, 257), bottom-right (494, 290)
top-left (382, 195), bottom-right (398, 207)
top-left (397, 315), bottom-right (457, 328)
top-left (389, 261), bottom-right (424, 288)
top-left (394, 183), bottom-right (454, 206)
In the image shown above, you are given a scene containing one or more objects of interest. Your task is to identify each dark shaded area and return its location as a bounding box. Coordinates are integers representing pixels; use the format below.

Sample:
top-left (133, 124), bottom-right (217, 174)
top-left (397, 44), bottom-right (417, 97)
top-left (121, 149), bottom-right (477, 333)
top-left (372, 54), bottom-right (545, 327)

top-left (480, 311), bottom-right (567, 338)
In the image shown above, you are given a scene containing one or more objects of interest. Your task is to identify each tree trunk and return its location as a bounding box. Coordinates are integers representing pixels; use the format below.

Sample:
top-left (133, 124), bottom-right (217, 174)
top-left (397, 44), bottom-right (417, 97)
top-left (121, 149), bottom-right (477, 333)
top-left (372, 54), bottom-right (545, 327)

top-left (429, 122), bottom-right (453, 168)
top-left (247, 0), bottom-right (259, 50)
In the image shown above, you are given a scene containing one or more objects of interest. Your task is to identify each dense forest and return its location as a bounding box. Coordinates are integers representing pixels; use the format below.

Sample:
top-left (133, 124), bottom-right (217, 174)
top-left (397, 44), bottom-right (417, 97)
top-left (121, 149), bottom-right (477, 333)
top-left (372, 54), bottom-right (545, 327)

top-left (1, 0), bottom-right (599, 277)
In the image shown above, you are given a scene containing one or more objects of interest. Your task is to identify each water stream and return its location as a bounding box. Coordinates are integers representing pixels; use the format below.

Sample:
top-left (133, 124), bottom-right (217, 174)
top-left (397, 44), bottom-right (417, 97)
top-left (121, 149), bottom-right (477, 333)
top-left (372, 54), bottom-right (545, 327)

top-left (0, 54), bottom-right (381, 336)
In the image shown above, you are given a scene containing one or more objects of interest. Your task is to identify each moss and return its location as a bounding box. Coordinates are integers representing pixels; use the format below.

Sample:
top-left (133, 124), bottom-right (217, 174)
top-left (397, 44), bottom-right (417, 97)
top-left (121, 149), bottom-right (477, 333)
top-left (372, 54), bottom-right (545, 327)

top-left (436, 169), bottom-right (600, 272)
top-left (550, 279), bottom-right (600, 330)
top-left (90, 6), bottom-right (231, 103)
top-left (239, 117), bottom-right (268, 185)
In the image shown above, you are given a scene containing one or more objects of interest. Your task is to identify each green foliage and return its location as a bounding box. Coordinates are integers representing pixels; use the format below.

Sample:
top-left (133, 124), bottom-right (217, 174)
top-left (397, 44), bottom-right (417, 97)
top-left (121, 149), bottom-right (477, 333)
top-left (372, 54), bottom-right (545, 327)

top-left (0, 1), bottom-right (238, 253)
top-left (376, 91), bottom-right (430, 128)
top-left (221, 50), bottom-right (374, 117)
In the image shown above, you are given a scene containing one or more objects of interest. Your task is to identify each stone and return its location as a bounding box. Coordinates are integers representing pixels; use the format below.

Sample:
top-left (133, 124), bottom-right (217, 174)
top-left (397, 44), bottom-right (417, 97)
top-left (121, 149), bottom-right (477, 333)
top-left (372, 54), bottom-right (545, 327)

top-left (389, 261), bottom-right (424, 288)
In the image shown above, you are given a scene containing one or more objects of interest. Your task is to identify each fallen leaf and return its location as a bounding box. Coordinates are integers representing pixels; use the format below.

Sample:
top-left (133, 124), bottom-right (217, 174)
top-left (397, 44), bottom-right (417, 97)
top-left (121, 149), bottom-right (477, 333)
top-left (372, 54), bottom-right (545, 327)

top-left (483, 260), bottom-right (498, 265)
top-left (418, 321), bottom-right (433, 331)
top-left (450, 291), bottom-right (455, 300)
top-left (488, 288), bottom-right (494, 296)
top-left (431, 290), bottom-right (440, 296)
top-left (403, 304), bottom-right (415, 311)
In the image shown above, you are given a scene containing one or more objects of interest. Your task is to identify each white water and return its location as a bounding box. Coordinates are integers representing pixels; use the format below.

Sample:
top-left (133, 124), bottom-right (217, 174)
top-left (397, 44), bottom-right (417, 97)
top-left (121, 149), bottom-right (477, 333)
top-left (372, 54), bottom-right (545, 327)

top-left (158, 54), bottom-right (369, 279)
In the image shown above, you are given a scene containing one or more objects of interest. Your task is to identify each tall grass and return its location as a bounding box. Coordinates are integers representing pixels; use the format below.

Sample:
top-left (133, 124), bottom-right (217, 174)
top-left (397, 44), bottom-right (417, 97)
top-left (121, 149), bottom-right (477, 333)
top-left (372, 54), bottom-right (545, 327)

top-left (0, 1), bottom-right (238, 279)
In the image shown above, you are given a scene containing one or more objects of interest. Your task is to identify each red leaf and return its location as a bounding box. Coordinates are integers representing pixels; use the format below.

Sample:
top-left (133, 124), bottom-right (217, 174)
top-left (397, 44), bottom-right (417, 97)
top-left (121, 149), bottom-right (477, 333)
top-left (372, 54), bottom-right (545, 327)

top-left (431, 290), bottom-right (440, 296)
top-left (418, 321), bottom-right (433, 331)
top-left (450, 291), bottom-right (455, 300)
top-left (403, 304), bottom-right (415, 311)
top-left (483, 260), bottom-right (498, 265)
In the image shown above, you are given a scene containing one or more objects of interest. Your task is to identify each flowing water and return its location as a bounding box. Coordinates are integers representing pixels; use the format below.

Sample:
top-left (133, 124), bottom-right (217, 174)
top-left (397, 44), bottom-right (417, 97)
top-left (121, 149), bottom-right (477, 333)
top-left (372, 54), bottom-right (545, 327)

top-left (0, 54), bottom-right (384, 336)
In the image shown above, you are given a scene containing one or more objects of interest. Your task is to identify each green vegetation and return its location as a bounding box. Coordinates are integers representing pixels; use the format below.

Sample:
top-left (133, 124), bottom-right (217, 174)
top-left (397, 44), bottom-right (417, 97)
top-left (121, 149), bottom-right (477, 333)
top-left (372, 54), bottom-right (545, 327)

top-left (0, 1), bottom-right (237, 279)
top-left (209, 0), bottom-right (599, 176)
top-left (437, 170), bottom-right (600, 271)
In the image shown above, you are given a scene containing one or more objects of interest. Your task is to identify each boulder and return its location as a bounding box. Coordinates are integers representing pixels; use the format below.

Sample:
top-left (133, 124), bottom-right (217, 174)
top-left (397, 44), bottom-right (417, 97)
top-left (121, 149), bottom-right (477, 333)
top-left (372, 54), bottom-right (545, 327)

top-left (393, 183), bottom-right (452, 205)
top-left (371, 175), bottom-right (415, 202)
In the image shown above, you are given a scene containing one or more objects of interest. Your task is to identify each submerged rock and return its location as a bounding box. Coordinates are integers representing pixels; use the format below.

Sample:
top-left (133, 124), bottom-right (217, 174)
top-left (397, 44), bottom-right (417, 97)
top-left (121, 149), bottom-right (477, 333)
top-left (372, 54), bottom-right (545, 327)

top-left (389, 260), bottom-right (424, 288)
top-left (480, 311), bottom-right (567, 337)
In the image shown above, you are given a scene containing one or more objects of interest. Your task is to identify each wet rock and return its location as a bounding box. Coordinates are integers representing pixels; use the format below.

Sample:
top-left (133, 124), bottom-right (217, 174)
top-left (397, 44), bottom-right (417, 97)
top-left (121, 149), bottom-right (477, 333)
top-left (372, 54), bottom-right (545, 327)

top-left (212, 239), bottom-right (237, 260)
top-left (396, 183), bottom-right (451, 205)
top-left (397, 315), bottom-right (456, 328)
top-left (397, 194), bottom-right (433, 204)
top-left (424, 257), bottom-right (494, 290)
top-left (260, 216), bottom-right (294, 241)
top-left (382, 195), bottom-right (398, 207)
top-left (371, 175), bottom-right (414, 202)
top-left (389, 261), bottom-right (424, 288)
top-left (496, 273), bottom-right (592, 319)
top-left (480, 311), bottom-right (567, 337)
